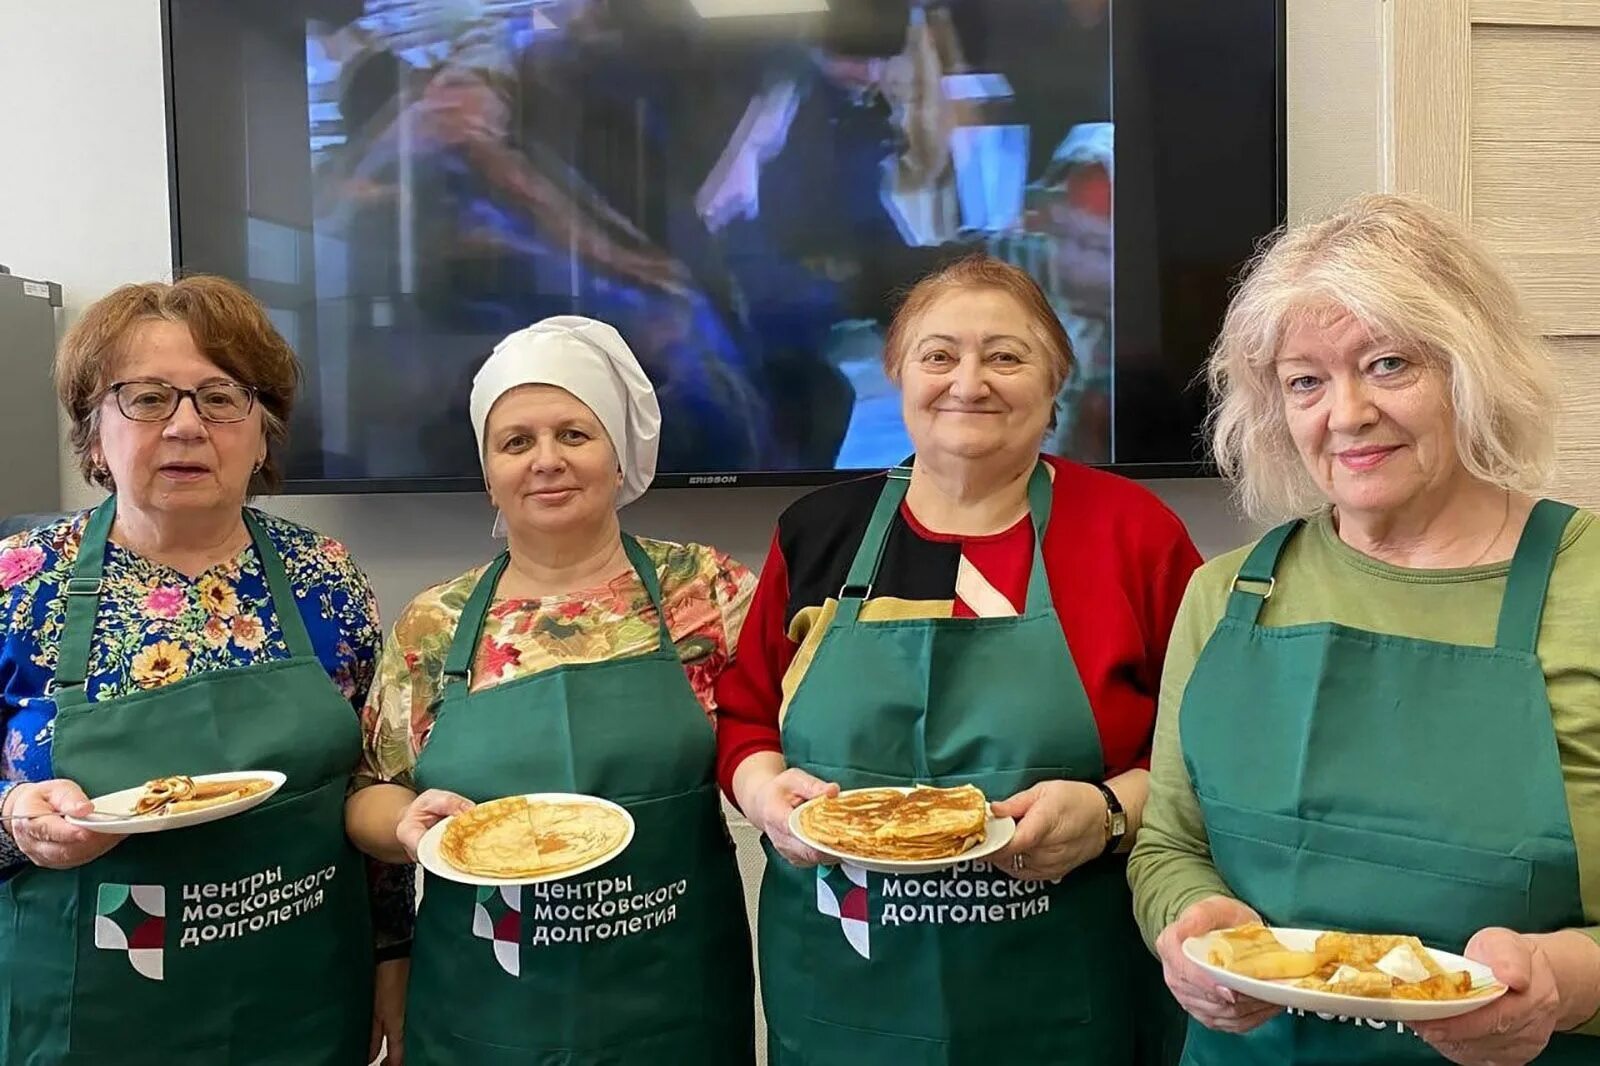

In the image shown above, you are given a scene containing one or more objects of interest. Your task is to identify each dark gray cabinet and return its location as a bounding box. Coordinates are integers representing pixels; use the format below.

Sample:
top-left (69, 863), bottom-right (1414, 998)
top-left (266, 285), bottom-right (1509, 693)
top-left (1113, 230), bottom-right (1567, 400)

top-left (0, 271), bottom-right (63, 516)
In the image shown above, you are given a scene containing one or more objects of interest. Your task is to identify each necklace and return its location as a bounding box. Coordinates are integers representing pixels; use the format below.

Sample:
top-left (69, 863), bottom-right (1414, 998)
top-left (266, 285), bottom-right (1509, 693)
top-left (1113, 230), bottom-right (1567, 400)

top-left (1466, 489), bottom-right (1512, 567)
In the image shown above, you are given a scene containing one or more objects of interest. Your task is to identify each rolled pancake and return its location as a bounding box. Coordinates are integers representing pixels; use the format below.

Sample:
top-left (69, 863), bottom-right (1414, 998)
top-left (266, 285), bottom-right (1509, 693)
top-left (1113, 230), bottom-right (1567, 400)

top-left (441, 796), bottom-right (630, 879)
top-left (163, 778), bottom-right (274, 814)
top-left (1206, 923), bottom-right (1318, 979)
top-left (131, 775), bottom-right (274, 816)
top-left (1208, 925), bottom-right (1491, 1002)
top-left (798, 784), bottom-right (987, 860)
top-left (133, 775), bottom-right (196, 815)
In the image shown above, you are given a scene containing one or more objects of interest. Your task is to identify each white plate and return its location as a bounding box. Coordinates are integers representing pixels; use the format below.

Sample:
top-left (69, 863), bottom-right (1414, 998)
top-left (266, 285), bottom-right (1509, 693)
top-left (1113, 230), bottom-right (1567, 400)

top-left (417, 792), bottom-right (636, 887)
top-left (66, 771), bottom-right (287, 835)
top-left (787, 785), bottom-right (1016, 875)
top-left (1182, 926), bottom-right (1507, 1023)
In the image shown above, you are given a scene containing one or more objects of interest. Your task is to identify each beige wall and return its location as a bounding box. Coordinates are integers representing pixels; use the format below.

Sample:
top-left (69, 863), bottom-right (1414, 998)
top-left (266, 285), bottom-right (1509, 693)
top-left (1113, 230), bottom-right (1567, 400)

top-left (1390, 0), bottom-right (1600, 506)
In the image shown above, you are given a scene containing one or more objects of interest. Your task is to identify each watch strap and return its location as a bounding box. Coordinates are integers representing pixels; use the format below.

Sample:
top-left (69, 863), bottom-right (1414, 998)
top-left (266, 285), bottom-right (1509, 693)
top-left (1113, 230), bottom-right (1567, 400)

top-left (1094, 781), bottom-right (1125, 858)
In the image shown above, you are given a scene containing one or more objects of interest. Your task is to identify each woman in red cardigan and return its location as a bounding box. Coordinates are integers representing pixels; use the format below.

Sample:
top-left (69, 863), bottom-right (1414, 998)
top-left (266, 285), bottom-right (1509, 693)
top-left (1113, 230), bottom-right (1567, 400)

top-left (715, 255), bottom-right (1202, 1066)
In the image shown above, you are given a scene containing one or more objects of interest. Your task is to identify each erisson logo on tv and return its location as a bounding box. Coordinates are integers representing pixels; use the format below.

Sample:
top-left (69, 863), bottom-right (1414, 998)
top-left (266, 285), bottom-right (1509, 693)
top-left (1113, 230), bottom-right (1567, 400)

top-left (687, 475), bottom-right (740, 486)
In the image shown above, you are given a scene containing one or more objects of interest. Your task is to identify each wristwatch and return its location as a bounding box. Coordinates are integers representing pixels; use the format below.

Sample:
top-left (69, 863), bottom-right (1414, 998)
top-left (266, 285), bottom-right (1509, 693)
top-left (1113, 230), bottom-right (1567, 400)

top-left (1094, 781), bottom-right (1126, 857)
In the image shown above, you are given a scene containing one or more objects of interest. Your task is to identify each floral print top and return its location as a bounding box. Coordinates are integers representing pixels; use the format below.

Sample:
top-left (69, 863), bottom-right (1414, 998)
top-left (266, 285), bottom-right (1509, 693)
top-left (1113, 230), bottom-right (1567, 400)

top-left (356, 537), bottom-right (755, 791)
top-left (0, 509), bottom-right (412, 954)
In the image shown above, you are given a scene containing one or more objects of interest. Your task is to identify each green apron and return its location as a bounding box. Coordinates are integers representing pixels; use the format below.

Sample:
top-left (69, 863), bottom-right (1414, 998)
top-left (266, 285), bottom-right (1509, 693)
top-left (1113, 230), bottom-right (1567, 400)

top-left (761, 463), bottom-right (1178, 1066)
top-left (0, 498), bottom-right (373, 1066)
top-left (405, 534), bottom-right (755, 1066)
top-left (1179, 500), bottom-right (1590, 1064)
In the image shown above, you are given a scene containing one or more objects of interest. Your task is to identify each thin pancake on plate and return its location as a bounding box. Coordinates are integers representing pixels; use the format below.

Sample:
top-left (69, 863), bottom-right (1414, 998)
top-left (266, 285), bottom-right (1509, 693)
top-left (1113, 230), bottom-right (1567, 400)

top-left (798, 784), bottom-right (987, 861)
top-left (441, 796), bottom-right (629, 879)
top-left (131, 775), bottom-right (275, 816)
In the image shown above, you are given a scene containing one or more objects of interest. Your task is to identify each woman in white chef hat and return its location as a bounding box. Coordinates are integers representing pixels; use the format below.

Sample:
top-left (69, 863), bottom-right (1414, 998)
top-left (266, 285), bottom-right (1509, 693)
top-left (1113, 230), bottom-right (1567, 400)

top-left (345, 316), bottom-right (759, 1065)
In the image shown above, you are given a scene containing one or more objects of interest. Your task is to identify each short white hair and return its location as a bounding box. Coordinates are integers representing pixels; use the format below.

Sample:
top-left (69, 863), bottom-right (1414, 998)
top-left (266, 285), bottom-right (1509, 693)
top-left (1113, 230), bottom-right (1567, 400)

top-left (1207, 193), bottom-right (1557, 522)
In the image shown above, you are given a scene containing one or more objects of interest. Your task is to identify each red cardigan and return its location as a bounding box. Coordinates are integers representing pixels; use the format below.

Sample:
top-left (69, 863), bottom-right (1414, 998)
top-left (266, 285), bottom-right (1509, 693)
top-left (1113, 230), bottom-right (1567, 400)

top-left (714, 455), bottom-right (1203, 801)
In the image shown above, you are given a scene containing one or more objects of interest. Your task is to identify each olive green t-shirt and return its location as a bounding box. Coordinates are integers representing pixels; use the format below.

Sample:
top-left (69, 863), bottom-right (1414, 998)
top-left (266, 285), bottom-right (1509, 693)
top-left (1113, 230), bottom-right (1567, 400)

top-left (1128, 509), bottom-right (1600, 1034)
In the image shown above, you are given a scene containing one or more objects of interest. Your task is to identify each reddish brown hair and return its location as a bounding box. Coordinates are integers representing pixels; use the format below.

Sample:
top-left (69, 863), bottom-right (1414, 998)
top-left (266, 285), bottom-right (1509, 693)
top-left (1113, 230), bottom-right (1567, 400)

top-left (881, 255), bottom-right (1075, 391)
top-left (55, 275), bottom-right (300, 494)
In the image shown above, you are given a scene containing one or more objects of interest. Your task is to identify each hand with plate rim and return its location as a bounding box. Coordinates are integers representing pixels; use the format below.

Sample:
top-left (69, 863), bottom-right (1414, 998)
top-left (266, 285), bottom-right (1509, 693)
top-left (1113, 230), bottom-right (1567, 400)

top-left (1410, 928), bottom-right (1563, 1065)
top-left (1156, 894), bottom-right (1284, 1034)
top-left (746, 766), bottom-right (839, 868)
top-left (396, 789), bottom-right (474, 862)
top-left (0, 779), bottom-right (126, 869)
top-left (988, 779), bottom-right (1109, 881)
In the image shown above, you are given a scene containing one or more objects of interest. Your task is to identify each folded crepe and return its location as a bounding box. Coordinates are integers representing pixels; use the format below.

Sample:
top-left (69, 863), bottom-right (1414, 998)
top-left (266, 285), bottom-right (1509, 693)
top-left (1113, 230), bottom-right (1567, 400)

top-left (132, 775), bottom-right (273, 816)
top-left (441, 796), bottom-right (630, 879)
top-left (133, 776), bottom-right (196, 815)
top-left (1313, 932), bottom-right (1442, 976)
top-left (1206, 923), bottom-right (1318, 980)
top-left (798, 784), bottom-right (988, 861)
top-left (1208, 925), bottom-right (1491, 1002)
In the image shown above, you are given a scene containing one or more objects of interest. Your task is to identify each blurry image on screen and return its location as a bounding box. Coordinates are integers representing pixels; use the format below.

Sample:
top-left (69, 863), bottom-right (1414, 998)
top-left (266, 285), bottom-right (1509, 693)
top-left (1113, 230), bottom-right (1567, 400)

top-left (299, 0), bottom-right (1112, 480)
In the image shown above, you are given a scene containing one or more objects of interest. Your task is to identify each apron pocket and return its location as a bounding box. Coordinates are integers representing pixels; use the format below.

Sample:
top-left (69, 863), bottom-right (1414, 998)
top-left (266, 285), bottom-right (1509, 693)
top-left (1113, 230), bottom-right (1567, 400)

top-left (1199, 795), bottom-right (1535, 943)
top-left (564, 787), bottom-right (749, 1053)
top-left (67, 782), bottom-right (370, 1065)
top-left (783, 862), bottom-right (1103, 1046)
top-left (412, 785), bottom-right (750, 1062)
top-left (0, 873), bottom-right (82, 1062)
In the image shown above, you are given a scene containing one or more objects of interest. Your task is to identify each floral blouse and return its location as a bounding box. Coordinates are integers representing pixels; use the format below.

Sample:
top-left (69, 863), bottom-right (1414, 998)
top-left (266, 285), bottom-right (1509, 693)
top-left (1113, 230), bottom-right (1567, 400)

top-left (357, 537), bottom-right (755, 791)
top-left (0, 509), bottom-right (412, 954)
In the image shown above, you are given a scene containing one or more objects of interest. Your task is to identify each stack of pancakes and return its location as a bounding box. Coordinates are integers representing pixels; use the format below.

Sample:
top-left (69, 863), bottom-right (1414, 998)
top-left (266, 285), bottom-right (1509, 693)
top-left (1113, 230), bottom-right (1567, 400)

top-left (441, 796), bottom-right (630, 879)
top-left (799, 784), bottom-right (988, 861)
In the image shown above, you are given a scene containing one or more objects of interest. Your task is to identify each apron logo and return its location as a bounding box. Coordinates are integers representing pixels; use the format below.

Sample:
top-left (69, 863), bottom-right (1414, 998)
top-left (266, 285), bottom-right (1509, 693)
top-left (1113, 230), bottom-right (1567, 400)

top-left (1289, 1008), bottom-right (1417, 1035)
top-left (94, 883), bottom-right (165, 981)
top-left (815, 863), bottom-right (870, 959)
top-left (472, 885), bottom-right (522, 977)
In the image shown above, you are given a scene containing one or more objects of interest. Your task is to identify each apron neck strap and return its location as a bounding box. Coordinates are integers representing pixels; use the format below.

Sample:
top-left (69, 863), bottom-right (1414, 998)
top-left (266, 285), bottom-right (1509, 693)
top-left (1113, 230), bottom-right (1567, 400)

top-left (241, 510), bottom-right (317, 660)
top-left (1020, 462), bottom-right (1053, 613)
top-left (441, 553), bottom-right (511, 704)
top-left (53, 498), bottom-right (117, 700)
top-left (619, 534), bottom-right (675, 651)
top-left (439, 534), bottom-right (671, 702)
top-left (1223, 519), bottom-right (1302, 624)
top-left (54, 501), bottom-right (314, 706)
top-left (1225, 503), bottom-right (1574, 642)
top-left (1494, 498), bottom-right (1575, 654)
top-left (836, 460), bottom-right (1054, 625)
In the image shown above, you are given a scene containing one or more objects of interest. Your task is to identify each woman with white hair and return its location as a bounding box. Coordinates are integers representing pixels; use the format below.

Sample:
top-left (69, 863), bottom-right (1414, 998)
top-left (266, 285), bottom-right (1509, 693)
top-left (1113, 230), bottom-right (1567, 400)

top-left (344, 316), bottom-right (758, 1065)
top-left (1129, 194), bottom-right (1600, 1064)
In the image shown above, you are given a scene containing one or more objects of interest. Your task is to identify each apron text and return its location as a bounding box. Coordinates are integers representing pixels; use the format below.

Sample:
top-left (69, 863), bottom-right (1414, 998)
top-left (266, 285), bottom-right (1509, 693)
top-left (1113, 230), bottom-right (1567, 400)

top-left (177, 863), bottom-right (337, 947)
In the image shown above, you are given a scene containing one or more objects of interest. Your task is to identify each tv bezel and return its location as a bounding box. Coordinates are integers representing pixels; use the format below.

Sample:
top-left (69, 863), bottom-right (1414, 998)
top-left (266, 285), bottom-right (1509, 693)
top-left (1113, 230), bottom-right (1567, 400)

top-left (159, 0), bottom-right (1286, 496)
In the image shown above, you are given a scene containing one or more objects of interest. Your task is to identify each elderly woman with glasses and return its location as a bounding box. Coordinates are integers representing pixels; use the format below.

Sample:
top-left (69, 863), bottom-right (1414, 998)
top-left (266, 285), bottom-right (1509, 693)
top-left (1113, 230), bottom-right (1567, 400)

top-left (0, 276), bottom-right (407, 1065)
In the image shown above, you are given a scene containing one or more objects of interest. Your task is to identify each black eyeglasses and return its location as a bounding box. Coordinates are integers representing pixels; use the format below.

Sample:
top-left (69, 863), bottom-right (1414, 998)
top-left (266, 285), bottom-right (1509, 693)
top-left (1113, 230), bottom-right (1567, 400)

top-left (108, 380), bottom-right (258, 424)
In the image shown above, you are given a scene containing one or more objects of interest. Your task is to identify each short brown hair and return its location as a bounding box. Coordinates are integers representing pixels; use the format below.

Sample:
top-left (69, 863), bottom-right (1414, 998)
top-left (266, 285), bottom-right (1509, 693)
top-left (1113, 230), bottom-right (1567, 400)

top-left (55, 275), bottom-right (301, 494)
top-left (882, 255), bottom-right (1075, 393)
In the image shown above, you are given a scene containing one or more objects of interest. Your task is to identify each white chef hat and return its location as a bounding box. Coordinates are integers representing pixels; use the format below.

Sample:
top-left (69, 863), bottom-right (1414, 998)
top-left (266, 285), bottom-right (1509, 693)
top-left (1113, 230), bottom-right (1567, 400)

top-left (470, 316), bottom-right (662, 536)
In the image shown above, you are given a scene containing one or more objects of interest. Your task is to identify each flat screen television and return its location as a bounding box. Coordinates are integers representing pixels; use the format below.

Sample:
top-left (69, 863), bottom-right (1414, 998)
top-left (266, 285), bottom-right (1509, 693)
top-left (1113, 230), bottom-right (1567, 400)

top-left (163, 0), bottom-right (1285, 492)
